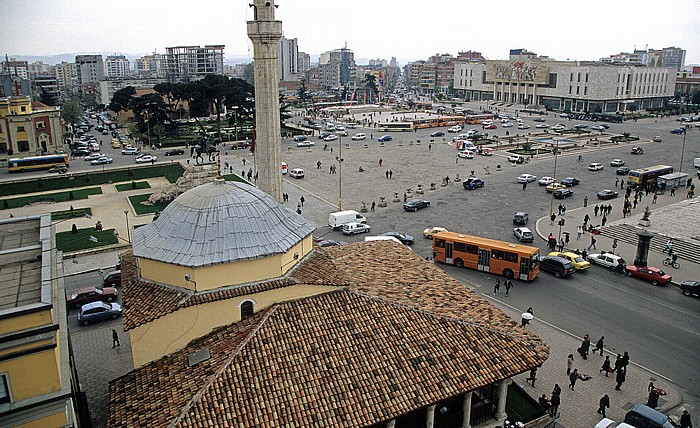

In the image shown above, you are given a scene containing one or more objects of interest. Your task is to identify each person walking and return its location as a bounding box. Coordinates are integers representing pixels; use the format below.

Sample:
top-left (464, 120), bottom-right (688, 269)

top-left (592, 336), bottom-right (604, 355)
top-left (647, 388), bottom-right (660, 409)
top-left (562, 205), bottom-right (566, 216)
top-left (567, 354), bottom-right (574, 375)
top-left (576, 225), bottom-right (582, 240)
top-left (389, 170), bottom-right (393, 179)
top-left (558, 238), bottom-right (565, 252)
top-left (615, 368), bottom-right (626, 390)
top-left (598, 395), bottom-right (610, 418)
top-left (505, 279), bottom-right (512, 296)
top-left (549, 390), bottom-right (560, 417)
top-left (612, 353), bottom-right (623, 373)
top-left (594, 205), bottom-right (599, 217)
top-left (558, 204), bottom-right (563, 215)
top-left (584, 195), bottom-right (588, 207)
top-left (112, 329), bottom-right (120, 348)
top-left (371, 201), bottom-right (375, 212)
top-left (569, 368), bottom-right (579, 390)
top-left (493, 279), bottom-right (501, 295)
top-left (379, 158), bottom-right (383, 167)
top-left (579, 334), bottom-right (591, 360)
top-left (652, 193), bottom-right (658, 204)
top-left (621, 351), bottom-right (630, 370)
top-left (523, 181), bottom-right (527, 190)
top-left (299, 196), bottom-right (305, 207)
top-left (538, 394), bottom-right (550, 411)
top-left (679, 410), bottom-right (692, 428)
top-left (601, 356), bottom-right (611, 377)
top-left (588, 235), bottom-right (597, 250)
top-left (665, 239), bottom-right (674, 255)
top-left (601, 215), bottom-right (607, 227)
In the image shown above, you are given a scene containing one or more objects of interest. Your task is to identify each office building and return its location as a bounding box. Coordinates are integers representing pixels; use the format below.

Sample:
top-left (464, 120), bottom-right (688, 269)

top-left (163, 45), bottom-right (224, 81)
top-left (105, 55), bottom-right (130, 78)
top-left (278, 36), bottom-right (298, 81)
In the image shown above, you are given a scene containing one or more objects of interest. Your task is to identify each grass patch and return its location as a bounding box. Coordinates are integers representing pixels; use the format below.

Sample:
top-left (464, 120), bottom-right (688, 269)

top-left (128, 193), bottom-right (171, 215)
top-left (0, 163), bottom-right (184, 197)
top-left (51, 207), bottom-right (93, 220)
top-left (611, 135), bottom-right (640, 143)
top-left (56, 227), bottom-right (118, 252)
top-left (506, 382), bottom-right (546, 423)
top-left (1, 187), bottom-right (103, 210)
top-left (115, 181), bottom-right (151, 192)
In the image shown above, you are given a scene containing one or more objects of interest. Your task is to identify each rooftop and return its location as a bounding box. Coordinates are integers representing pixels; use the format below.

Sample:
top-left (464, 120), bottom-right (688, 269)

top-left (0, 217), bottom-right (45, 311)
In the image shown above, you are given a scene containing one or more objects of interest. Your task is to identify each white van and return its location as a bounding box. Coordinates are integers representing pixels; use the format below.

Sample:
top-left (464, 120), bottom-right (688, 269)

top-left (328, 210), bottom-right (367, 229)
top-left (693, 157), bottom-right (700, 169)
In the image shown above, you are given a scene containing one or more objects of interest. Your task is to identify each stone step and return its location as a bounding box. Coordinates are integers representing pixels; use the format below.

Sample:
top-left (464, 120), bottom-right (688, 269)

top-left (598, 223), bottom-right (700, 262)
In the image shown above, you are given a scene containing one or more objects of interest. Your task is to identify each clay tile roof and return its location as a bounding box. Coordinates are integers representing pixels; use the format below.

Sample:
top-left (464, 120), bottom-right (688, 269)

top-left (110, 242), bottom-right (549, 427)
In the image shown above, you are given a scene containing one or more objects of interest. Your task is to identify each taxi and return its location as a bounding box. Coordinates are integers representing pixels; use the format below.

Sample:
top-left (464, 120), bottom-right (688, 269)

top-left (547, 251), bottom-right (591, 271)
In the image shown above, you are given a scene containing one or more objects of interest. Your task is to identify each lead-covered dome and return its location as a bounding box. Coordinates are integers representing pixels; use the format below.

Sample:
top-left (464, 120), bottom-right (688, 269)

top-left (132, 178), bottom-right (315, 268)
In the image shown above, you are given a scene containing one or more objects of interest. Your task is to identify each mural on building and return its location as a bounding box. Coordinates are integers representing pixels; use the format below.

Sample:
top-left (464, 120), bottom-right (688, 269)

top-left (487, 61), bottom-right (550, 84)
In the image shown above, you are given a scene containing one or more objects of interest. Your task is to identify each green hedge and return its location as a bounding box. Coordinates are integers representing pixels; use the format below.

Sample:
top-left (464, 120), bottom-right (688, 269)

top-left (115, 181), bottom-right (151, 192)
top-left (0, 163), bottom-right (184, 197)
top-left (1, 188), bottom-right (103, 210)
top-left (128, 194), bottom-right (171, 215)
top-left (51, 207), bottom-right (93, 220)
top-left (56, 227), bottom-right (119, 252)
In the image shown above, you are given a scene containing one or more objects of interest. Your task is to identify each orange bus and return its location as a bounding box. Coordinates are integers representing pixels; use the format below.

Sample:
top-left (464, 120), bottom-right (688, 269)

top-left (465, 114), bottom-right (497, 125)
top-left (410, 116), bottom-right (466, 129)
top-left (432, 231), bottom-right (540, 281)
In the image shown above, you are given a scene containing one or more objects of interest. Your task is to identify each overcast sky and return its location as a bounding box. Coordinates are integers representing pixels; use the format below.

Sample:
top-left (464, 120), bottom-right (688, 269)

top-left (2, 0), bottom-right (698, 66)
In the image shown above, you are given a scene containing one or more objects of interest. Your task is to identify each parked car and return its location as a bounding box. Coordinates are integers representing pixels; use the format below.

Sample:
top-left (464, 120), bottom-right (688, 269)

top-left (553, 188), bottom-right (574, 199)
top-left (548, 251), bottom-right (591, 271)
top-left (591, 125), bottom-right (605, 131)
top-left (588, 253), bottom-right (626, 270)
top-left (423, 226), bottom-right (447, 239)
top-left (430, 131), bottom-right (445, 137)
top-left (597, 189), bottom-right (619, 200)
top-left (289, 168), bottom-right (304, 179)
top-left (380, 231), bottom-right (414, 245)
top-left (517, 174), bottom-right (537, 183)
top-left (625, 265), bottom-right (672, 285)
top-left (502, 122), bottom-right (514, 128)
top-left (680, 280), bottom-right (700, 297)
top-left (102, 270), bottom-right (121, 287)
top-left (351, 133), bottom-right (366, 140)
top-left (316, 239), bottom-right (346, 247)
top-left (293, 135), bottom-right (308, 142)
top-left (121, 147), bottom-right (139, 155)
top-left (610, 159), bottom-right (625, 167)
top-left (377, 135), bottom-right (393, 142)
top-left (616, 167), bottom-right (631, 175)
top-left (624, 403), bottom-right (675, 428)
top-left (631, 147), bottom-right (644, 155)
top-left (403, 199), bottom-right (430, 211)
top-left (90, 156), bottom-right (113, 165)
top-left (652, 136), bottom-right (662, 142)
top-left (574, 124), bottom-right (589, 129)
top-left (512, 212), bottom-right (529, 225)
top-left (538, 176), bottom-right (555, 186)
top-left (588, 163), bottom-right (604, 171)
top-left (164, 149), bottom-right (185, 156)
top-left (318, 132), bottom-right (331, 140)
top-left (551, 124), bottom-right (566, 131)
top-left (66, 286), bottom-right (118, 309)
top-left (560, 177), bottom-right (580, 187)
top-left (135, 154), bottom-right (157, 164)
top-left (448, 125), bottom-right (462, 133)
top-left (513, 227), bottom-right (534, 243)
top-left (539, 256), bottom-right (576, 278)
top-left (342, 222), bottom-right (371, 235)
top-left (297, 140), bottom-right (315, 147)
top-left (77, 301), bottom-right (122, 326)
top-left (463, 177), bottom-right (485, 190)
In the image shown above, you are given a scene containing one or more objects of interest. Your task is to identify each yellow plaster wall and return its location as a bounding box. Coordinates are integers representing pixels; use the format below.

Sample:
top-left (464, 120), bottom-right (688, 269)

top-left (15, 411), bottom-right (69, 428)
top-left (0, 310), bottom-right (52, 335)
top-left (0, 347), bottom-right (60, 401)
top-left (130, 283), bottom-right (337, 368)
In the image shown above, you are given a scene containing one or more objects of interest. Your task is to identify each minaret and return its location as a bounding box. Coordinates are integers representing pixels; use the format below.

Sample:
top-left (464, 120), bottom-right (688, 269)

top-left (247, 0), bottom-right (283, 202)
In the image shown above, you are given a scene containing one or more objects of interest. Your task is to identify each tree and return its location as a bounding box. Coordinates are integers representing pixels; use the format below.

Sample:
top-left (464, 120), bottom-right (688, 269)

top-left (691, 88), bottom-right (700, 105)
top-left (108, 86), bottom-right (136, 114)
top-left (60, 96), bottom-right (83, 126)
top-left (363, 73), bottom-right (379, 104)
top-left (298, 78), bottom-right (309, 104)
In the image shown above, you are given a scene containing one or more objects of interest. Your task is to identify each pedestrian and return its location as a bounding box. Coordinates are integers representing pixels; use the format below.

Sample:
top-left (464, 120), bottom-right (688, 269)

top-left (588, 235), bottom-right (597, 250)
top-left (379, 158), bottom-right (383, 167)
top-left (242, 157), bottom-right (247, 166)
top-left (558, 238), bottom-right (565, 252)
top-left (562, 205), bottom-right (566, 216)
top-left (616, 177), bottom-right (619, 187)
top-left (578, 154), bottom-right (582, 162)
top-left (296, 208), bottom-right (302, 215)
top-left (601, 356), bottom-right (611, 377)
top-left (621, 351), bottom-right (629, 369)
top-left (671, 186), bottom-right (676, 196)
top-left (300, 196), bottom-right (305, 207)
top-left (523, 182), bottom-right (527, 190)
top-left (371, 201), bottom-right (375, 211)
top-left (549, 390), bottom-right (560, 417)
top-left (584, 195), bottom-right (588, 207)
top-left (550, 214), bottom-right (556, 225)
top-left (594, 205), bottom-right (599, 216)
top-left (569, 368), bottom-right (579, 390)
top-left (317, 160), bottom-right (322, 169)
top-left (493, 279), bottom-right (501, 295)
top-left (593, 336), bottom-right (604, 356)
top-left (598, 395), bottom-right (610, 418)
top-left (385, 170), bottom-right (389, 179)
top-left (112, 329), bottom-right (120, 348)
top-left (389, 170), bottom-right (393, 179)
top-left (505, 279), bottom-right (512, 296)
top-left (538, 394), bottom-right (550, 410)
top-left (652, 193), bottom-right (658, 204)
top-left (567, 354), bottom-right (574, 375)
top-left (647, 388), bottom-right (660, 409)
top-left (527, 367), bottom-right (538, 386)
top-left (615, 368), bottom-right (626, 390)
top-left (558, 204), bottom-right (563, 215)
top-left (601, 215), bottom-right (607, 227)
top-left (680, 410), bottom-right (692, 428)
top-left (564, 232), bottom-right (570, 245)
top-left (553, 383), bottom-right (562, 397)
top-left (613, 353), bottom-right (623, 373)
top-left (665, 239), bottom-right (674, 255)
top-left (403, 193), bottom-right (407, 202)
top-left (548, 233), bottom-right (557, 250)
top-left (584, 213), bottom-right (590, 224)
top-left (578, 334), bottom-right (591, 360)
top-left (576, 225), bottom-right (582, 240)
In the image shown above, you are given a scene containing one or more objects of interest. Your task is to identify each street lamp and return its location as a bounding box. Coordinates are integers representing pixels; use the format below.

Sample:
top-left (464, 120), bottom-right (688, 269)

top-left (549, 139), bottom-right (560, 217)
top-left (679, 124), bottom-right (690, 172)
top-left (336, 135), bottom-right (344, 210)
top-left (124, 210), bottom-right (131, 243)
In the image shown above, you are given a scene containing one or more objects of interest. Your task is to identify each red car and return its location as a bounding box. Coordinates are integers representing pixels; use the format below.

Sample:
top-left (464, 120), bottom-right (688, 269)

top-left (625, 265), bottom-right (672, 286)
top-left (484, 124), bottom-right (497, 129)
top-left (66, 286), bottom-right (118, 309)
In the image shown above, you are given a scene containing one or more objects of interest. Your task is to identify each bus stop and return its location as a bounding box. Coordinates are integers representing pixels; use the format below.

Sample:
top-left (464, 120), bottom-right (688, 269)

top-left (658, 172), bottom-right (689, 191)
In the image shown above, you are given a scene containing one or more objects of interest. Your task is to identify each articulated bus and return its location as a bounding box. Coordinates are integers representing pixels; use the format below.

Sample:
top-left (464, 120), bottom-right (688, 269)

top-left (8, 154), bottom-right (70, 173)
top-left (465, 114), bottom-right (497, 125)
top-left (378, 122), bottom-right (414, 132)
top-left (432, 231), bottom-right (540, 281)
top-left (409, 116), bottom-right (466, 129)
top-left (627, 165), bottom-right (673, 188)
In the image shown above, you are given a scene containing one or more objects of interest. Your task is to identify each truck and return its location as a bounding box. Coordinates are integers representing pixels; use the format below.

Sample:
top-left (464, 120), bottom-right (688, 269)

top-left (328, 210), bottom-right (367, 230)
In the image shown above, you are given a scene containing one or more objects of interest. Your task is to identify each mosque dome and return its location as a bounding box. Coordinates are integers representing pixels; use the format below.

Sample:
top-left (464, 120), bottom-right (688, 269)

top-left (132, 178), bottom-right (315, 268)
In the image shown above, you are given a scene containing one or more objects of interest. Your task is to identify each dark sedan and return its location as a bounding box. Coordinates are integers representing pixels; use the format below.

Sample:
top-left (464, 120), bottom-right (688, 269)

top-left (430, 131), bottom-right (445, 137)
top-left (560, 177), bottom-right (580, 187)
top-left (66, 286), bottom-right (118, 309)
top-left (463, 178), bottom-right (485, 190)
top-left (616, 167), bottom-right (631, 175)
top-left (680, 281), bottom-right (700, 297)
top-left (597, 189), bottom-right (619, 200)
top-left (165, 149), bottom-right (185, 156)
top-left (380, 231), bottom-right (415, 245)
top-left (670, 128), bottom-right (685, 134)
top-left (403, 199), bottom-right (430, 212)
top-left (553, 188), bottom-right (574, 199)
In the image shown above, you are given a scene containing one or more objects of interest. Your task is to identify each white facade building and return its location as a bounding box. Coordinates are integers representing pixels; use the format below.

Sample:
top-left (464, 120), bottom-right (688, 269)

top-left (75, 54), bottom-right (105, 96)
top-left (105, 55), bottom-right (130, 78)
top-left (278, 37), bottom-right (298, 81)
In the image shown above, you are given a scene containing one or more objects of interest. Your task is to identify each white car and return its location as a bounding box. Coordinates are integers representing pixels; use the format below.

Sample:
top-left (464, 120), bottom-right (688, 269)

top-left (323, 135), bottom-right (338, 142)
top-left (482, 119), bottom-right (494, 126)
top-left (289, 168), bottom-right (304, 178)
top-left (652, 136), bottom-right (662, 142)
top-left (84, 153), bottom-right (103, 161)
top-left (457, 150), bottom-right (475, 159)
top-left (535, 123), bottom-right (550, 128)
top-left (610, 159), bottom-right (625, 167)
top-left (447, 125), bottom-right (462, 133)
top-left (513, 227), bottom-right (535, 243)
top-left (502, 122), bottom-right (514, 128)
top-left (334, 125), bottom-right (345, 131)
top-left (517, 123), bottom-right (531, 130)
top-left (588, 253), bottom-right (626, 269)
top-left (296, 140), bottom-right (315, 147)
top-left (342, 222), bottom-right (371, 236)
top-left (552, 124), bottom-right (566, 131)
top-left (135, 154), bottom-right (157, 163)
top-left (591, 125), bottom-right (606, 131)
top-left (588, 163), bottom-right (604, 171)
top-left (121, 147), bottom-right (139, 155)
top-left (466, 129), bottom-right (479, 137)
top-left (538, 176), bottom-right (555, 186)
top-left (351, 133), bottom-right (366, 140)
top-left (508, 154), bottom-right (525, 164)
top-left (335, 129), bottom-right (348, 136)
top-left (517, 174), bottom-right (537, 183)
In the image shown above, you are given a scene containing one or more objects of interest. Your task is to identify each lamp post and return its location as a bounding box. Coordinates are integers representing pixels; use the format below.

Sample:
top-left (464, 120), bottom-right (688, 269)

top-left (124, 210), bottom-right (131, 243)
top-left (549, 139), bottom-right (560, 217)
top-left (337, 135), bottom-right (343, 210)
top-left (679, 124), bottom-right (689, 172)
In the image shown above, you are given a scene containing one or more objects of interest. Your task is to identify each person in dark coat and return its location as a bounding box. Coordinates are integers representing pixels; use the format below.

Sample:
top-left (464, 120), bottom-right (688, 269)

top-left (579, 335), bottom-right (591, 360)
top-left (600, 356), bottom-right (611, 377)
top-left (593, 336), bottom-right (604, 356)
top-left (549, 391), bottom-right (560, 417)
top-left (621, 351), bottom-right (630, 369)
top-left (679, 410), bottom-right (692, 428)
top-left (647, 389), bottom-right (660, 409)
top-left (613, 353), bottom-right (623, 372)
top-left (538, 394), bottom-right (550, 410)
top-left (615, 368), bottom-right (626, 390)
top-left (569, 368), bottom-right (579, 390)
top-left (598, 395), bottom-right (610, 418)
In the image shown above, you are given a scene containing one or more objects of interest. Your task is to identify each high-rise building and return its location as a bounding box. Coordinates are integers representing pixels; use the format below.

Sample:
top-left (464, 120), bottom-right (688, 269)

top-left (134, 52), bottom-right (164, 77)
top-left (297, 51), bottom-right (311, 73)
top-left (164, 45), bottom-right (224, 81)
top-left (3, 58), bottom-right (29, 80)
top-left (75, 54), bottom-right (104, 96)
top-left (652, 47), bottom-right (686, 71)
top-left (28, 61), bottom-right (52, 78)
top-left (318, 47), bottom-right (356, 90)
top-left (105, 55), bottom-right (130, 78)
top-left (54, 61), bottom-right (78, 94)
top-left (278, 37), bottom-right (298, 81)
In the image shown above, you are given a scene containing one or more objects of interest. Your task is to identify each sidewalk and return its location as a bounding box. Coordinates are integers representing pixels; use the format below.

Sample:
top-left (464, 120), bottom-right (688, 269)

top-left (535, 189), bottom-right (700, 284)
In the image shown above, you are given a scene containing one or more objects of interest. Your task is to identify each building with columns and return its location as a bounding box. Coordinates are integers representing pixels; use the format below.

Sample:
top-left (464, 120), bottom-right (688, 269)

top-left (0, 96), bottom-right (64, 164)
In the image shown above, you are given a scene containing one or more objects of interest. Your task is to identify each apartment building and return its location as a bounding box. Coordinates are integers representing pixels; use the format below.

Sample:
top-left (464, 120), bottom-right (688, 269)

top-left (163, 45), bottom-right (224, 81)
top-left (105, 55), bottom-right (130, 79)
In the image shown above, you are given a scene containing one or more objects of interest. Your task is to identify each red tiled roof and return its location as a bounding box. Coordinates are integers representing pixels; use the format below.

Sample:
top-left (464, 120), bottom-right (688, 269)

top-left (110, 242), bottom-right (549, 427)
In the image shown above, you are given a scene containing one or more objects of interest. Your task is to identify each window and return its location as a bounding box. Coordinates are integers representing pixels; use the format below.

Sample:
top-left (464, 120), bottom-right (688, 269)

top-left (36, 121), bottom-right (45, 129)
top-left (454, 242), bottom-right (478, 254)
top-left (0, 143), bottom-right (6, 154)
top-left (240, 301), bottom-right (254, 320)
top-left (18, 141), bottom-right (30, 152)
top-left (0, 374), bottom-right (10, 404)
top-left (17, 126), bottom-right (25, 132)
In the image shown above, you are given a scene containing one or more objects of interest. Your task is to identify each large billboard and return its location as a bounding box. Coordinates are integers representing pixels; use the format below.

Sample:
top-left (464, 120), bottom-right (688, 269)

top-left (486, 61), bottom-right (549, 84)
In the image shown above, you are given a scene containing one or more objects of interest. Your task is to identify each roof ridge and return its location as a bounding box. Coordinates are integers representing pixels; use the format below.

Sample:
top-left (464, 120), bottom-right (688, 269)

top-left (168, 305), bottom-right (280, 428)
top-left (348, 289), bottom-right (545, 347)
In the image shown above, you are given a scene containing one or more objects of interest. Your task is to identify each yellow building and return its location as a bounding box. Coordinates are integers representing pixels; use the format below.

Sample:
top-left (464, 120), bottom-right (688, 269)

top-left (0, 96), bottom-right (65, 166)
top-left (0, 214), bottom-right (82, 427)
